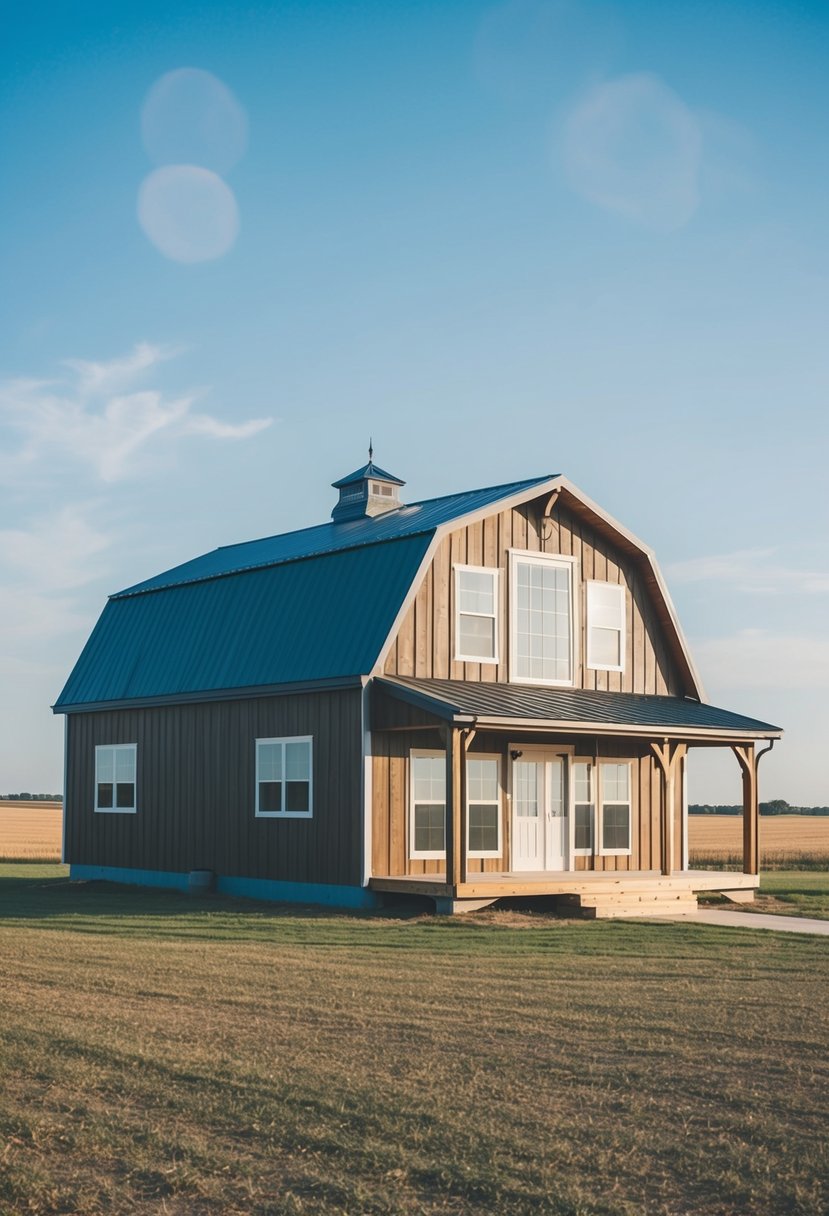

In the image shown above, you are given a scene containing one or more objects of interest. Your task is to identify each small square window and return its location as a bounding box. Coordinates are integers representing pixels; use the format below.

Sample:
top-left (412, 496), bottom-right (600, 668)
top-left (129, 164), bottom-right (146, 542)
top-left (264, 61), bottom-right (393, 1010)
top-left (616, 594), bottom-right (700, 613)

top-left (256, 737), bottom-right (313, 818)
top-left (95, 744), bottom-right (137, 814)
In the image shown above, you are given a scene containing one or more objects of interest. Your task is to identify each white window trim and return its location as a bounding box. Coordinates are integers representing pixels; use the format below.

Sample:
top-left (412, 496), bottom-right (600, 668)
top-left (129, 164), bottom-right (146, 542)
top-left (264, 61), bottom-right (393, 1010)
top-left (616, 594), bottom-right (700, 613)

top-left (466, 753), bottom-right (502, 859)
top-left (508, 549), bottom-right (579, 687)
top-left (255, 735), bottom-right (314, 819)
top-left (586, 580), bottom-right (626, 673)
top-left (571, 758), bottom-right (594, 857)
top-left (598, 761), bottom-right (633, 857)
top-left (409, 748), bottom-right (446, 860)
top-left (94, 743), bottom-right (137, 814)
top-left (408, 750), bottom-right (504, 861)
top-left (454, 564), bottom-right (500, 665)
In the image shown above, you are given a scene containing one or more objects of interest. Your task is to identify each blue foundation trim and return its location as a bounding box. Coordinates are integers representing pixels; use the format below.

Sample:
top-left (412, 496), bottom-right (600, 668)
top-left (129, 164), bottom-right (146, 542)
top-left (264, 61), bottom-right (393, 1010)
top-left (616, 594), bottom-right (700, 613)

top-left (69, 864), bottom-right (381, 909)
top-left (216, 875), bottom-right (381, 908)
top-left (70, 864), bottom-right (190, 891)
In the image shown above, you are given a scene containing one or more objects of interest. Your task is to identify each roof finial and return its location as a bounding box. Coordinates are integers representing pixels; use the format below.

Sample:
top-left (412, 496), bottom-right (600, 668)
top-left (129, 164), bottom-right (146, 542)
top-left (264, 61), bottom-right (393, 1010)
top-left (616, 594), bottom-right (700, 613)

top-left (368, 436), bottom-right (373, 462)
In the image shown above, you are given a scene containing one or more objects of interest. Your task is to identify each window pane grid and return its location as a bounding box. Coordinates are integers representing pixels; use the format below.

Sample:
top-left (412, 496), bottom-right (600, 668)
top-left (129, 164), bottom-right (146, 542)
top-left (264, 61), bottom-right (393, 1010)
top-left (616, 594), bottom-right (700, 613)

top-left (600, 763), bottom-right (631, 853)
top-left (257, 738), bottom-right (312, 817)
top-left (514, 557), bottom-right (572, 682)
top-left (411, 752), bottom-right (447, 856)
top-left (456, 568), bottom-right (498, 662)
top-left (95, 745), bottom-right (136, 813)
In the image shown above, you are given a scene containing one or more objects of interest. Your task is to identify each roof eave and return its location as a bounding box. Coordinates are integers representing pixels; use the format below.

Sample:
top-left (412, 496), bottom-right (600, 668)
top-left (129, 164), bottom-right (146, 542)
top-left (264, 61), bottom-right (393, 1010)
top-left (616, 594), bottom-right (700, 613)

top-left (53, 674), bottom-right (365, 715)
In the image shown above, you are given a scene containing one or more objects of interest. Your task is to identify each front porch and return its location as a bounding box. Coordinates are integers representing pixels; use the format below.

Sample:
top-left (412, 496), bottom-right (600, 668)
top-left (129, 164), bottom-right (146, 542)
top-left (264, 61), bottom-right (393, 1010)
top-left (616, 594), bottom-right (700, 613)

top-left (370, 676), bottom-right (781, 916)
top-left (369, 868), bottom-right (760, 916)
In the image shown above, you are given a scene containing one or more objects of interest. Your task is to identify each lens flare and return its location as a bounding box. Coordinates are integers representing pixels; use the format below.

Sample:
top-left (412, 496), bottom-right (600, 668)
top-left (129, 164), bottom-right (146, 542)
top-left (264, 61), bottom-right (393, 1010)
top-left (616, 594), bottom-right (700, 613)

top-left (141, 67), bottom-right (248, 175)
top-left (137, 165), bottom-right (240, 263)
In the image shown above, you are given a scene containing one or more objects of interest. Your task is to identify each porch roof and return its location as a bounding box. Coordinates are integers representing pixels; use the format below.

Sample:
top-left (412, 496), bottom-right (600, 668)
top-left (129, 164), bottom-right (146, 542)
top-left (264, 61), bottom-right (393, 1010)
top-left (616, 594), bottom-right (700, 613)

top-left (375, 676), bottom-right (782, 741)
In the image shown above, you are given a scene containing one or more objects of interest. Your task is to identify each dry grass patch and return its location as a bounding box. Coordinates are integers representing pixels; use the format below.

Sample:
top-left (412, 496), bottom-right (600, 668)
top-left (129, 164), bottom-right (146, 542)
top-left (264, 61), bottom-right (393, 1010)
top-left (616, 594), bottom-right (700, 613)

top-left (0, 802), bottom-right (62, 862)
top-left (0, 866), bottom-right (827, 1216)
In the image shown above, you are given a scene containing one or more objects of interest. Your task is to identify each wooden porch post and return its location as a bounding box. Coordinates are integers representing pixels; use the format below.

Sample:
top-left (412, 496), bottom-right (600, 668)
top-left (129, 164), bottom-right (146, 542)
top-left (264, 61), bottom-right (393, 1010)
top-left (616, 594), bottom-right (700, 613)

top-left (732, 743), bottom-right (759, 876)
top-left (444, 727), bottom-right (468, 892)
top-left (650, 740), bottom-right (687, 877)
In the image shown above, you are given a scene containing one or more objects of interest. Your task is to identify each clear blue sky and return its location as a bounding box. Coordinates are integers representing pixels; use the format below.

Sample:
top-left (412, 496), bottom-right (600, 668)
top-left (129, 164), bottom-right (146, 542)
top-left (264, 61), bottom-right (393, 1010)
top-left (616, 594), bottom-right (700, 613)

top-left (2, 0), bottom-right (827, 802)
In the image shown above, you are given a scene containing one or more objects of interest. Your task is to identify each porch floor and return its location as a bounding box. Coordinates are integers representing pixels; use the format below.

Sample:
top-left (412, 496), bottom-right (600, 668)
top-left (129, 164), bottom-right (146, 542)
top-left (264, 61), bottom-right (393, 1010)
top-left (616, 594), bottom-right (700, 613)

top-left (368, 869), bottom-right (759, 901)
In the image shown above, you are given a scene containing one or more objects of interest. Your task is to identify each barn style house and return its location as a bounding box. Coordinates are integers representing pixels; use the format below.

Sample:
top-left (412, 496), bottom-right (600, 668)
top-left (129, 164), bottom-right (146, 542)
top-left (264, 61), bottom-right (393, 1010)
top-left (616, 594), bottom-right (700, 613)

top-left (55, 461), bottom-right (781, 916)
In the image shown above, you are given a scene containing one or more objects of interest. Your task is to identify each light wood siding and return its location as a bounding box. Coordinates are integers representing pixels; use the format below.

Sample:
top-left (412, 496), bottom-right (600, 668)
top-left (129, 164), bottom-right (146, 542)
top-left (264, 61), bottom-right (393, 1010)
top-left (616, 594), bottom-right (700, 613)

top-left (372, 730), bottom-right (509, 877)
top-left (371, 730), bottom-right (677, 878)
top-left (384, 501), bottom-right (682, 695)
top-left (65, 689), bottom-right (363, 886)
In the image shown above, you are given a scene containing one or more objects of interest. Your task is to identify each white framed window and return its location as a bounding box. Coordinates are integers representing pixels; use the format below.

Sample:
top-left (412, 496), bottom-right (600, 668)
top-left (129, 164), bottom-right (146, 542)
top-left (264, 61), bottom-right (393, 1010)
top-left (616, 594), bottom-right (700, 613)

top-left (510, 551), bottom-right (577, 685)
top-left (95, 743), bottom-right (137, 814)
top-left (371, 481), bottom-right (394, 497)
top-left (454, 565), bottom-right (500, 664)
top-left (409, 751), bottom-right (503, 861)
top-left (587, 581), bottom-right (626, 672)
top-left (256, 736), bottom-right (313, 818)
top-left (573, 760), bottom-right (594, 855)
top-left (467, 756), bottom-right (502, 858)
top-left (599, 762), bottom-right (632, 855)
top-left (410, 750), bottom-right (446, 859)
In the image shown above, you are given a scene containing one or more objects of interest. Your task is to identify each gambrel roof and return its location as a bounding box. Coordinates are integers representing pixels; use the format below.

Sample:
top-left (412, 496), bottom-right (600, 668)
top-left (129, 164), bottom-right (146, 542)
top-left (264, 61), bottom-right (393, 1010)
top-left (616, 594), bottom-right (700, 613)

top-left (55, 474), bottom-right (713, 715)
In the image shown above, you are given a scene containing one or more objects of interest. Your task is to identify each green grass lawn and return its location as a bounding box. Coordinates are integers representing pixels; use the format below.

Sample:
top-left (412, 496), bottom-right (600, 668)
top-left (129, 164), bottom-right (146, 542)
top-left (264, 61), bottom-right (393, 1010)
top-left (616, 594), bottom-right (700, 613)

top-left (1, 864), bottom-right (827, 1216)
top-left (755, 871), bottom-right (829, 919)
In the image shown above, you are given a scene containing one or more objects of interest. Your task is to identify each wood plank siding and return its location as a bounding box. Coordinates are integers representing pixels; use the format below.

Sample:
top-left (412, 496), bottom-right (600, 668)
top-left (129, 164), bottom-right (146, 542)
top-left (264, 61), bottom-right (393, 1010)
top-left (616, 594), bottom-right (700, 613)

top-left (383, 500), bottom-right (682, 695)
top-left (65, 688), bottom-right (364, 886)
top-left (371, 728), bottom-right (684, 879)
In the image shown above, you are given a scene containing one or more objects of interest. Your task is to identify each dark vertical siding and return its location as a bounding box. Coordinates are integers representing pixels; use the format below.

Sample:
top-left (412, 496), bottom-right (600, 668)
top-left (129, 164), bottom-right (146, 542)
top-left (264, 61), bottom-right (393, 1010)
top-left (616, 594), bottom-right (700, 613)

top-left (65, 688), bottom-right (363, 886)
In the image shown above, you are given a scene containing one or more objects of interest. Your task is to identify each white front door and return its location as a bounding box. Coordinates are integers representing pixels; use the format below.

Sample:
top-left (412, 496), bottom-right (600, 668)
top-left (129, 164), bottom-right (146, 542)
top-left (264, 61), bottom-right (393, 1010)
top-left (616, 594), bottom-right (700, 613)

top-left (512, 755), bottom-right (568, 872)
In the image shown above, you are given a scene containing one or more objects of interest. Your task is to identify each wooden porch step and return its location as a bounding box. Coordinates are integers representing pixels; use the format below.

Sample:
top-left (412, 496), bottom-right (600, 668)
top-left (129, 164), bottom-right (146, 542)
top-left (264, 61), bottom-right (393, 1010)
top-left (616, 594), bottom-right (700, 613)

top-left (558, 889), bottom-right (699, 920)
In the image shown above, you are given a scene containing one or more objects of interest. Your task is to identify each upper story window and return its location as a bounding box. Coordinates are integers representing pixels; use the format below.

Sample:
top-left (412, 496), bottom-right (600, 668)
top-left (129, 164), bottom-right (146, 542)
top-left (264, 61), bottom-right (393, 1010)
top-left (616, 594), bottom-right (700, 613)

top-left (586, 581), bottom-right (626, 672)
top-left (454, 566), bottom-right (499, 664)
top-left (95, 743), bottom-right (137, 814)
top-left (256, 736), bottom-right (313, 818)
top-left (371, 482), bottom-right (394, 497)
top-left (510, 552), bottom-right (576, 685)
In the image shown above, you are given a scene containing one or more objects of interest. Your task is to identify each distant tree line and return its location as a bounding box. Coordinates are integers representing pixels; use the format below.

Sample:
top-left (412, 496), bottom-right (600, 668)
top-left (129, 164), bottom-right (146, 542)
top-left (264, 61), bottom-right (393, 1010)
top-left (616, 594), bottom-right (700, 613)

top-left (0, 793), bottom-right (63, 801)
top-left (690, 799), bottom-right (829, 816)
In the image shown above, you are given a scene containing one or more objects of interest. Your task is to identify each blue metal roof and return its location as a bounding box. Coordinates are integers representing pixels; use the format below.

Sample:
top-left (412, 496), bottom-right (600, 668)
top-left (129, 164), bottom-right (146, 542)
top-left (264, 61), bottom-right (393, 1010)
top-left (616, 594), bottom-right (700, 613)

top-left (55, 535), bottom-right (433, 709)
top-left (56, 476), bottom-right (558, 710)
top-left (116, 476), bottom-right (553, 597)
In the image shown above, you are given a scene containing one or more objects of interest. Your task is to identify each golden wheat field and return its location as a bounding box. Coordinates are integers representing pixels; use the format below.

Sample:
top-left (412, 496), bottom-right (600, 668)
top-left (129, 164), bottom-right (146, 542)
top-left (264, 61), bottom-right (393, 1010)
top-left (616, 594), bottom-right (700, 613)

top-left (689, 814), bottom-right (829, 865)
top-left (0, 802), bottom-right (62, 861)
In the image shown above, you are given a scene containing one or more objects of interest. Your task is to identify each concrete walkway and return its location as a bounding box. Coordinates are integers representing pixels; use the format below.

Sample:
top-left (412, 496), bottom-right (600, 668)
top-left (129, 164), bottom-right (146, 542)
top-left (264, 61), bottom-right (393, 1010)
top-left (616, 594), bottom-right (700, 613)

top-left (669, 908), bottom-right (829, 936)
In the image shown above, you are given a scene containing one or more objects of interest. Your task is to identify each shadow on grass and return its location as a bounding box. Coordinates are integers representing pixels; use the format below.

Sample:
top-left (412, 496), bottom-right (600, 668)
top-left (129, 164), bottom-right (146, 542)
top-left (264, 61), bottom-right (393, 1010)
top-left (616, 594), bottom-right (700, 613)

top-left (0, 863), bottom-right (806, 960)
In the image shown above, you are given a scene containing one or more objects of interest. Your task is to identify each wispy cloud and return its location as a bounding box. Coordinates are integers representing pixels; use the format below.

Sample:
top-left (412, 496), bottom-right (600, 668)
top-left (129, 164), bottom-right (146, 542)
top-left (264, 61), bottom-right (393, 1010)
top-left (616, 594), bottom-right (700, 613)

top-left (666, 548), bottom-right (829, 595)
top-left (0, 343), bottom-right (272, 483)
top-left (63, 341), bottom-right (175, 397)
top-left (695, 630), bottom-right (829, 691)
top-left (0, 504), bottom-right (112, 642)
top-left (561, 72), bottom-right (703, 230)
top-left (0, 503), bottom-right (112, 592)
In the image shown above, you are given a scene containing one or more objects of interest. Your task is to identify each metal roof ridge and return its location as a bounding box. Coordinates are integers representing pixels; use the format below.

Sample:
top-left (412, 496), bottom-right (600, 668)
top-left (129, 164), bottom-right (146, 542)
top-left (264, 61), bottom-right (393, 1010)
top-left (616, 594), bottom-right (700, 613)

top-left (112, 474), bottom-right (557, 600)
top-left (110, 528), bottom-right (438, 600)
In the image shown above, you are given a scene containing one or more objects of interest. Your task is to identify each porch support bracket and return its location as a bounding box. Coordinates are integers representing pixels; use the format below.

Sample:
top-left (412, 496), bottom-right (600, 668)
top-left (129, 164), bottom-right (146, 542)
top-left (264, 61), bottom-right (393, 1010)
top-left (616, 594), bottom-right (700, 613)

top-left (732, 740), bottom-right (774, 876)
top-left (650, 739), bottom-right (688, 877)
top-left (444, 726), bottom-right (475, 894)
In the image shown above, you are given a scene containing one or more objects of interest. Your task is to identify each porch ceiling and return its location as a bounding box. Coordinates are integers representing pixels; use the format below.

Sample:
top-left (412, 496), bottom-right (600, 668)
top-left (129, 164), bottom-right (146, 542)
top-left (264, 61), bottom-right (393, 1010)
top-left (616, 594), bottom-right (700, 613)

top-left (375, 676), bottom-right (782, 742)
